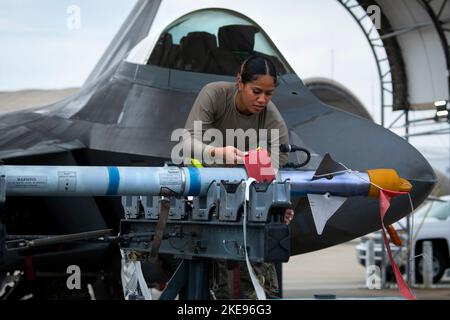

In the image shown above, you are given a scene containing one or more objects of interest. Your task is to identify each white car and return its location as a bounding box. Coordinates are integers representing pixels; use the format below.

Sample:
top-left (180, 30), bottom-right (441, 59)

top-left (356, 195), bottom-right (450, 283)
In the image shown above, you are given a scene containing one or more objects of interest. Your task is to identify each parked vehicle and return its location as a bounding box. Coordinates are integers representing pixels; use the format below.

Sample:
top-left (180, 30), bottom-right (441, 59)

top-left (356, 195), bottom-right (450, 283)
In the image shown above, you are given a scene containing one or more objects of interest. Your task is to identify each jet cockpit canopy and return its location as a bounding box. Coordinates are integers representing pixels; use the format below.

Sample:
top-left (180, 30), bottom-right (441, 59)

top-left (147, 9), bottom-right (293, 77)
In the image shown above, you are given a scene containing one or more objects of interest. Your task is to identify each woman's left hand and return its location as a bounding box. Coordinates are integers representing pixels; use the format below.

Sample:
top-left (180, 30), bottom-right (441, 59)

top-left (284, 208), bottom-right (294, 225)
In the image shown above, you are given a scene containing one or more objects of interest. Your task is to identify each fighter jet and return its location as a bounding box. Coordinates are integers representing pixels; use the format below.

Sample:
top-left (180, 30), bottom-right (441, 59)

top-left (0, 1), bottom-right (436, 299)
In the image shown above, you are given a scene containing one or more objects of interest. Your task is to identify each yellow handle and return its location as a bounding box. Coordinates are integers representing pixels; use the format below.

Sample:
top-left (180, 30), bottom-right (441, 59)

top-left (190, 158), bottom-right (204, 168)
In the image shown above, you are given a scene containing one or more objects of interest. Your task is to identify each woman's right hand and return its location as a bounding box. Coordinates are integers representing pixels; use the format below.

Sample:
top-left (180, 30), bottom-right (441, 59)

top-left (210, 146), bottom-right (246, 165)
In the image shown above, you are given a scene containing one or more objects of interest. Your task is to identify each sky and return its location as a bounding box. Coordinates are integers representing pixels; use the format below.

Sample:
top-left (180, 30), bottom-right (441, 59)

top-left (0, 0), bottom-right (136, 90)
top-left (0, 0), bottom-right (448, 175)
top-left (0, 0), bottom-right (378, 107)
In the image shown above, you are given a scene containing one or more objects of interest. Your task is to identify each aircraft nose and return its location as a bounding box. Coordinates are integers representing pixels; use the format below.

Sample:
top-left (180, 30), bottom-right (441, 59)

top-left (284, 101), bottom-right (437, 200)
top-left (282, 99), bottom-right (437, 255)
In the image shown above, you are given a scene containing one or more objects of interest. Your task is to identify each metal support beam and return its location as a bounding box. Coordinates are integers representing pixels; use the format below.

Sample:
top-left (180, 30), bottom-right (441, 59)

top-left (337, 0), bottom-right (409, 114)
top-left (422, 0), bottom-right (450, 101)
top-left (380, 22), bottom-right (432, 40)
top-left (159, 259), bottom-right (210, 300)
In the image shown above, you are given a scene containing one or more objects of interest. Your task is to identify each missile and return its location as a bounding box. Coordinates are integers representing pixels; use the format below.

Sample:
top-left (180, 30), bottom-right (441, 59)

top-left (1, 164), bottom-right (411, 198)
top-left (0, 153), bottom-right (412, 236)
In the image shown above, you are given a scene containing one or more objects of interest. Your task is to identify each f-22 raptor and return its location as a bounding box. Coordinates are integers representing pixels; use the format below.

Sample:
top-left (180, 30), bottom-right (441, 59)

top-left (0, 1), bottom-right (435, 299)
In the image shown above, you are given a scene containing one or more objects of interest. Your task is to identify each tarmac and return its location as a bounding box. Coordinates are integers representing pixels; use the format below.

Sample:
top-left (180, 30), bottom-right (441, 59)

top-left (0, 88), bottom-right (78, 114)
top-left (283, 240), bottom-right (450, 300)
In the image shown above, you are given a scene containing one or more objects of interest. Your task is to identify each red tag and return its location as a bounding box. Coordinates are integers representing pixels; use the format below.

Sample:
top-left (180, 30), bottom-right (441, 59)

top-left (379, 189), bottom-right (416, 300)
top-left (243, 149), bottom-right (275, 182)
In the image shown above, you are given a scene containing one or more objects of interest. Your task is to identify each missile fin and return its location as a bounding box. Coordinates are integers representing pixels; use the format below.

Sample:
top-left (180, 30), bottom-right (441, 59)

top-left (307, 193), bottom-right (347, 235)
top-left (312, 153), bottom-right (347, 180)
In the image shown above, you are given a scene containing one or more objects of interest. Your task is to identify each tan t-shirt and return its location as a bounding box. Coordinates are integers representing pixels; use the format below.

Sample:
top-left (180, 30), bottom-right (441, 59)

top-left (183, 81), bottom-right (289, 168)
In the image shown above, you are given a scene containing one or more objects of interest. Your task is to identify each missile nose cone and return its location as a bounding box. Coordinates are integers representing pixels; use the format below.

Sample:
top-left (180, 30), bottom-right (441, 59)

top-left (367, 169), bottom-right (413, 197)
top-left (398, 178), bottom-right (412, 192)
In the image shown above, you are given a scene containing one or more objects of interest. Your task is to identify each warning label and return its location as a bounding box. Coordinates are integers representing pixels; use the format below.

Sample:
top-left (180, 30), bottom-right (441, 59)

top-left (7, 176), bottom-right (47, 189)
top-left (159, 171), bottom-right (180, 186)
top-left (58, 171), bottom-right (77, 192)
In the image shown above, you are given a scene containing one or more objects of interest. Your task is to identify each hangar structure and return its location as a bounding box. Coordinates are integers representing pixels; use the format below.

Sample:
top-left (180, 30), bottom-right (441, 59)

top-left (338, 0), bottom-right (450, 135)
